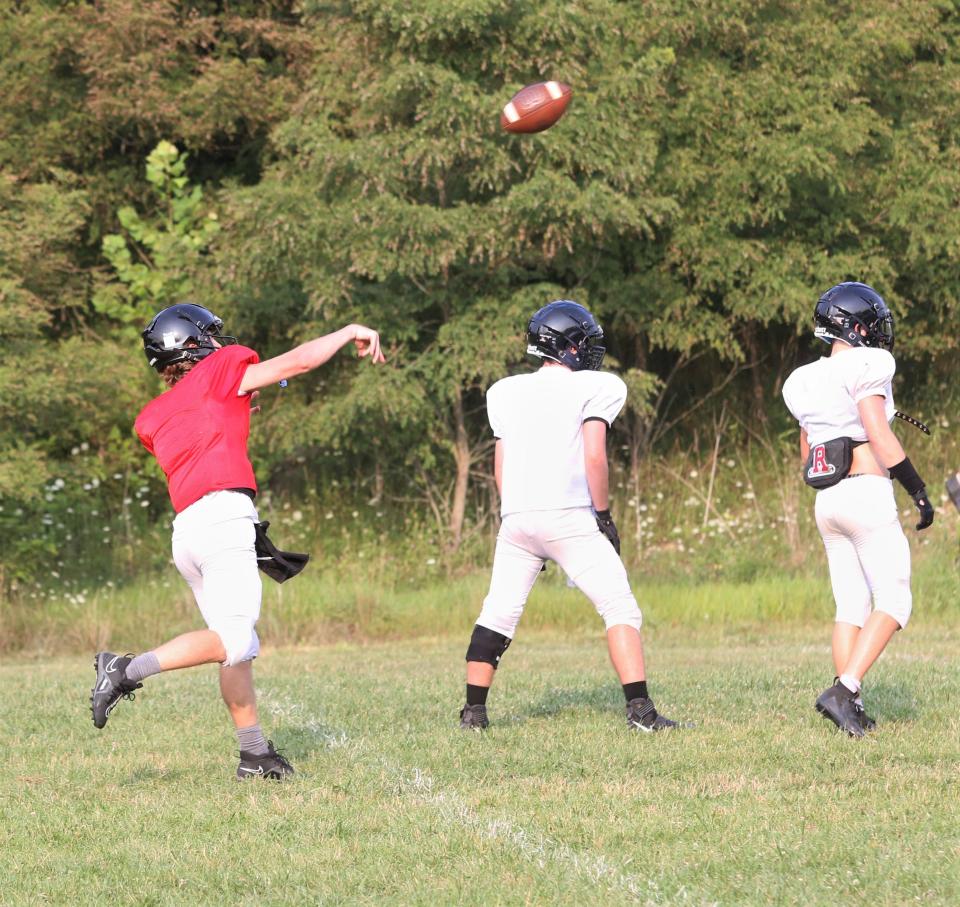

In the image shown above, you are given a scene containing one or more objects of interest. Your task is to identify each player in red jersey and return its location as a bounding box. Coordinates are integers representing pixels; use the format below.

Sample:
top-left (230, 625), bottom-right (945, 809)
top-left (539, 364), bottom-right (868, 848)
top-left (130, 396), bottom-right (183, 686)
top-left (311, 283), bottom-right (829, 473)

top-left (91, 303), bottom-right (385, 779)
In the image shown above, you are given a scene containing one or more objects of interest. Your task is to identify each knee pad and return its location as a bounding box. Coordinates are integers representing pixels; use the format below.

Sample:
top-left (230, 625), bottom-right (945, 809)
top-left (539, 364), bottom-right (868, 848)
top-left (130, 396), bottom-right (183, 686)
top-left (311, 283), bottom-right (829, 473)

top-left (215, 622), bottom-right (260, 666)
top-left (466, 624), bottom-right (511, 668)
top-left (598, 594), bottom-right (643, 632)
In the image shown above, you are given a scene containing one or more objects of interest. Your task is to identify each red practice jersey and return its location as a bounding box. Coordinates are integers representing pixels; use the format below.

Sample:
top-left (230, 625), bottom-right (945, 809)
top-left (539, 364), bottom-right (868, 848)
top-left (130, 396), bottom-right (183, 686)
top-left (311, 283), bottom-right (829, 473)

top-left (135, 344), bottom-right (260, 513)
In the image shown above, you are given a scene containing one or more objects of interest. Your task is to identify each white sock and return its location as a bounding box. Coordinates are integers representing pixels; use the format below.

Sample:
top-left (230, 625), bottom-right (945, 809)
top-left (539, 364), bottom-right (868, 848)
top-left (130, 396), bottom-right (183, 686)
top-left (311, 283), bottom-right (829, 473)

top-left (839, 673), bottom-right (861, 694)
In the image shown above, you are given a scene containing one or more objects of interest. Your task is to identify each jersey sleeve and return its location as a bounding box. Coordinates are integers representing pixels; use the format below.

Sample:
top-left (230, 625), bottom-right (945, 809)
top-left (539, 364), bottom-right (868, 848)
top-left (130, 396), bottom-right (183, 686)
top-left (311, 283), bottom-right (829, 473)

top-left (583, 373), bottom-right (627, 427)
top-left (486, 381), bottom-right (506, 439)
top-left (199, 345), bottom-right (260, 399)
top-left (133, 412), bottom-right (154, 455)
top-left (781, 373), bottom-right (802, 424)
top-left (844, 349), bottom-right (895, 403)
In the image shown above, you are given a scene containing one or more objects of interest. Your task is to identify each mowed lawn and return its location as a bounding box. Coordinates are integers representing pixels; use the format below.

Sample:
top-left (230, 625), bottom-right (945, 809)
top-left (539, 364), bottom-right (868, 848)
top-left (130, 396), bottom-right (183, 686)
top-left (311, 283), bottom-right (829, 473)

top-left (3, 625), bottom-right (959, 906)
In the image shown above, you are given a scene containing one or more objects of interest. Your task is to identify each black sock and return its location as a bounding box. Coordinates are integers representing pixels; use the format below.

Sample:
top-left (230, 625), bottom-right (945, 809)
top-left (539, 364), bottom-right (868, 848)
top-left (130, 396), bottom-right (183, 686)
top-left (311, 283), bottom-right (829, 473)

top-left (466, 684), bottom-right (489, 706)
top-left (623, 680), bottom-right (648, 702)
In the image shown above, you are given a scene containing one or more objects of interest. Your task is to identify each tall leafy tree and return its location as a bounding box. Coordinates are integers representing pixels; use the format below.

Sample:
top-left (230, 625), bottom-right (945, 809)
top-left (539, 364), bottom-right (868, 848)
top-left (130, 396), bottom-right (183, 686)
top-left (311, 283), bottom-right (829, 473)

top-left (218, 0), bottom-right (674, 546)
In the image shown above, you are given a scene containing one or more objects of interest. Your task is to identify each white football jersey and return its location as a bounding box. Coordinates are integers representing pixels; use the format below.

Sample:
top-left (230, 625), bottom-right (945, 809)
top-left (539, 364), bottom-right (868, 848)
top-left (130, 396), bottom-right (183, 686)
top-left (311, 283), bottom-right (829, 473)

top-left (782, 347), bottom-right (895, 446)
top-left (486, 368), bottom-right (627, 516)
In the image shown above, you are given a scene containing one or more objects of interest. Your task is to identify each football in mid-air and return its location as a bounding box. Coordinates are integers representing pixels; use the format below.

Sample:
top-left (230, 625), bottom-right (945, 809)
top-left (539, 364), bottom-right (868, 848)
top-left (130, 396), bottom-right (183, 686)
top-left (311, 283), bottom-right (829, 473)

top-left (500, 81), bottom-right (572, 134)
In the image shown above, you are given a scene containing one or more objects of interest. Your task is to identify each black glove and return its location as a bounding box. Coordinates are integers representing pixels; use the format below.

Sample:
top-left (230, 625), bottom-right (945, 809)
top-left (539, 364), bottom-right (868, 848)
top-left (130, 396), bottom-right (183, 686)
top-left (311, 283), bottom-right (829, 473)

top-left (595, 509), bottom-right (621, 554)
top-left (889, 458), bottom-right (934, 531)
top-left (254, 521), bottom-right (310, 583)
top-left (911, 488), bottom-right (934, 531)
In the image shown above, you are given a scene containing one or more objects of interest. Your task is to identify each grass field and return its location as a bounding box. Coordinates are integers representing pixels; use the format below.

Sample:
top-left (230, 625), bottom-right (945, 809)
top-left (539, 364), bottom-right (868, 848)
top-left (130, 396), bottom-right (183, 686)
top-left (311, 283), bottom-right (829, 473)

top-left (4, 622), bottom-right (959, 906)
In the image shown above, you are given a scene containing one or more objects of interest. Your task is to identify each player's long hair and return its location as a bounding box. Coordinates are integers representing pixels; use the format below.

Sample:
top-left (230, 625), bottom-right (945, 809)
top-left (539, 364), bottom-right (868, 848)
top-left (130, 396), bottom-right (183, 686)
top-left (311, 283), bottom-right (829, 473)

top-left (160, 361), bottom-right (195, 388)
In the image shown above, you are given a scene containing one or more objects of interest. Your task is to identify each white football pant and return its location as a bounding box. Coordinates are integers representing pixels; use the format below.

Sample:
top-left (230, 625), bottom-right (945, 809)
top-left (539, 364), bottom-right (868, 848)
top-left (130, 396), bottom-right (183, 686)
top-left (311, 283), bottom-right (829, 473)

top-left (815, 475), bottom-right (912, 628)
top-left (476, 507), bottom-right (643, 639)
top-left (171, 490), bottom-right (262, 665)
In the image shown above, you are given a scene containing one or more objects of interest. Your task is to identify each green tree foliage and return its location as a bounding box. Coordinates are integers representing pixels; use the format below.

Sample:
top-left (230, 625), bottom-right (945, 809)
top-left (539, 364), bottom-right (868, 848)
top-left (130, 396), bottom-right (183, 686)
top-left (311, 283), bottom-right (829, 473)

top-left (217, 0), bottom-right (959, 547)
top-left (0, 1), bottom-right (309, 589)
top-left (2, 0), bottom-right (960, 591)
top-left (94, 141), bottom-right (221, 329)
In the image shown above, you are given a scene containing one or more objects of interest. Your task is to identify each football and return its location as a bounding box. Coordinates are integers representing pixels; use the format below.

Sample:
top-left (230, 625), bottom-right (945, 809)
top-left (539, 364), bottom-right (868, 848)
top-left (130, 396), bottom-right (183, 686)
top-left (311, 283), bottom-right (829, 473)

top-left (500, 81), bottom-right (572, 134)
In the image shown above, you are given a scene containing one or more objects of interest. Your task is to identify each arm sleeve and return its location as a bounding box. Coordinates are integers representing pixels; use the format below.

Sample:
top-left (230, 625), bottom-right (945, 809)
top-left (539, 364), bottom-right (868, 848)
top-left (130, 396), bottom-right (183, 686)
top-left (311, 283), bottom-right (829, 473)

top-left (202, 345), bottom-right (260, 399)
top-left (583, 374), bottom-right (627, 427)
top-left (133, 405), bottom-right (155, 455)
top-left (845, 350), bottom-right (896, 403)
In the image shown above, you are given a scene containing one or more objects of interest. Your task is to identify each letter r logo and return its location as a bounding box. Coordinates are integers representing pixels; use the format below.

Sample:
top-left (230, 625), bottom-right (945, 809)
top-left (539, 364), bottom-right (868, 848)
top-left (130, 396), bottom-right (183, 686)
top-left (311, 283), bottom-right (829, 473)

top-left (808, 444), bottom-right (836, 479)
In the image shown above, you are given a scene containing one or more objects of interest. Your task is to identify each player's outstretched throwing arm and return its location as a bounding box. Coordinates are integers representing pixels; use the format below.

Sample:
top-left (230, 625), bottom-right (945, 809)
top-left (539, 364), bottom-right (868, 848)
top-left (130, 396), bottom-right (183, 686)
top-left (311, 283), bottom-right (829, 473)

top-left (238, 324), bottom-right (385, 393)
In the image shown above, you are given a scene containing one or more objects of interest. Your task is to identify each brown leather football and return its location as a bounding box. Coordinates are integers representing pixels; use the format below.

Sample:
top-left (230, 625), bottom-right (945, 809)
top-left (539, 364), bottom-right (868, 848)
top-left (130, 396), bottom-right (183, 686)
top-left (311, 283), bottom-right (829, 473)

top-left (500, 81), bottom-right (572, 134)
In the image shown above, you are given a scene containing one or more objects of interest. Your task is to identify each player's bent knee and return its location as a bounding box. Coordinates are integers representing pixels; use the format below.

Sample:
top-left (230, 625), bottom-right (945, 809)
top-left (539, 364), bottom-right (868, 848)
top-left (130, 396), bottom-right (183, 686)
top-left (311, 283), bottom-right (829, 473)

top-left (466, 624), bottom-right (512, 668)
top-left (216, 624), bottom-right (260, 666)
top-left (834, 599), bottom-right (871, 628)
top-left (875, 594), bottom-right (912, 630)
top-left (475, 604), bottom-right (522, 640)
top-left (598, 596), bottom-right (642, 632)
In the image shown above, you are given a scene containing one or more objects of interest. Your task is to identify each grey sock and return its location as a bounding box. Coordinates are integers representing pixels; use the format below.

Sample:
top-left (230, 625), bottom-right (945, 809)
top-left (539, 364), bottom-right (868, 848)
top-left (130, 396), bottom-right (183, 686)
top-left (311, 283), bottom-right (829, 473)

top-left (124, 651), bottom-right (162, 684)
top-left (236, 724), bottom-right (269, 756)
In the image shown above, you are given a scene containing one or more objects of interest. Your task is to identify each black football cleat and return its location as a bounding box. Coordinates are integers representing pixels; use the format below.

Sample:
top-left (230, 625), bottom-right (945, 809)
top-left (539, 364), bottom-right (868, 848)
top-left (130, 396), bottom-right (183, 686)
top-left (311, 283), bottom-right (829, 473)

top-left (459, 703), bottom-right (489, 730)
top-left (626, 697), bottom-right (678, 732)
top-left (854, 699), bottom-right (877, 732)
top-left (815, 681), bottom-right (866, 738)
top-left (90, 652), bottom-right (142, 730)
top-left (236, 741), bottom-right (295, 781)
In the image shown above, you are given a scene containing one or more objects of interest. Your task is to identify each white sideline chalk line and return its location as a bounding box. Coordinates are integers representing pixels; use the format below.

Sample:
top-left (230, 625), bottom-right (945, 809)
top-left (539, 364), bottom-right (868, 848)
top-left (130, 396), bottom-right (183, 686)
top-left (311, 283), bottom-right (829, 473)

top-left (260, 692), bottom-right (674, 904)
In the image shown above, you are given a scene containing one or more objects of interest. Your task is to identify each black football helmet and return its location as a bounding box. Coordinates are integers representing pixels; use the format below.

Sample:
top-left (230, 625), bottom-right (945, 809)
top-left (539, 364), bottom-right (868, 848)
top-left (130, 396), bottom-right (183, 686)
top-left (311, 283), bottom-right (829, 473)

top-left (142, 303), bottom-right (237, 371)
top-left (814, 282), bottom-right (894, 352)
top-left (526, 300), bottom-right (605, 371)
